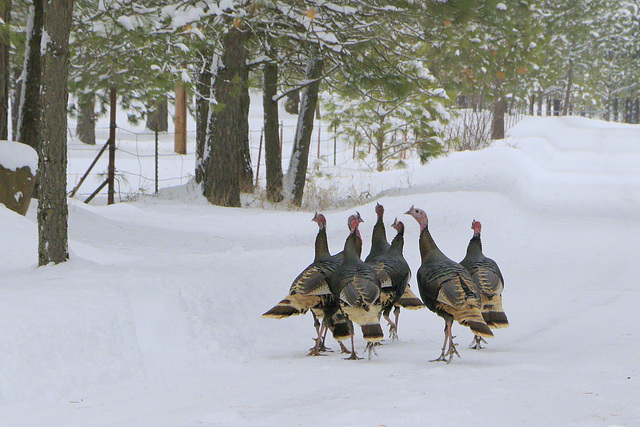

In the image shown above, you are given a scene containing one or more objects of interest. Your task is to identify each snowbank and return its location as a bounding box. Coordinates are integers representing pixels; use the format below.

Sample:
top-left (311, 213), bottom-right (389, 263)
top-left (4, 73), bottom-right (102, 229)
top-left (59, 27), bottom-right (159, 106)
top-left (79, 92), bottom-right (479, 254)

top-left (1, 117), bottom-right (639, 426)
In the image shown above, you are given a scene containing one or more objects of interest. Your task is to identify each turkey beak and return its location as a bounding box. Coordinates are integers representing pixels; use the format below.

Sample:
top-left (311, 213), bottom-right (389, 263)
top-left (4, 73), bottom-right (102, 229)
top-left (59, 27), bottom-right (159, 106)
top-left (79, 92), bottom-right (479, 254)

top-left (404, 206), bottom-right (414, 216)
top-left (356, 211), bottom-right (364, 223)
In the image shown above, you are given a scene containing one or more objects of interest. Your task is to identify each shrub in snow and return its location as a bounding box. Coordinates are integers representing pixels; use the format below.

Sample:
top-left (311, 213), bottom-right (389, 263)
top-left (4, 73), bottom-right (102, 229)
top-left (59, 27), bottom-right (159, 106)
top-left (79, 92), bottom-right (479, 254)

top-left (0, 141), bottom-right (38, 215)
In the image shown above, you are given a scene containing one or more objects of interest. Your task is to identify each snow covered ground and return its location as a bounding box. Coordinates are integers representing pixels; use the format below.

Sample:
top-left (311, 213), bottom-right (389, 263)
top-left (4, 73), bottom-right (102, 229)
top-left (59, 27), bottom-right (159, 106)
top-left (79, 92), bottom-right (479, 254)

top-left (1, 115), bottom-right (639, 426)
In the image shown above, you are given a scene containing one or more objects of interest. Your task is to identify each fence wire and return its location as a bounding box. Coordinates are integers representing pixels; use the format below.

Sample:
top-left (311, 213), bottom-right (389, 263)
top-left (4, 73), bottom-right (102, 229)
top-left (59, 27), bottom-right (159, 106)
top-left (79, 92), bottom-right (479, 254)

top-left (68, 113), bottom-right (526, 202)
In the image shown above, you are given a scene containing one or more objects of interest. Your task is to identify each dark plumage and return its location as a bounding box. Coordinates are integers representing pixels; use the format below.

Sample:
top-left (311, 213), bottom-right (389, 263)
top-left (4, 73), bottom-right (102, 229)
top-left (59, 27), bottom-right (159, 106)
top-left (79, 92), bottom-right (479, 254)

top-left (406, 206), bottom-right (492, 363)
top-left (262, 213), bottom-right (357, 355)
top-left (460, 220), bottom-right (509, 349)
top-left (365, 203), bottom-right (391, 263)
top-left (366, 218), bottom-right (414, 340)
top-left (330, 215), bottom-right (385, 359)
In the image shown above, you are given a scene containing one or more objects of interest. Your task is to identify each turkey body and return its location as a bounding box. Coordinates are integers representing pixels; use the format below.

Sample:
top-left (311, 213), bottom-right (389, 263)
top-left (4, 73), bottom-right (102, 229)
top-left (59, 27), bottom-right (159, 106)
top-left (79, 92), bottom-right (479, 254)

top-left (460, 220), bottom-right (508, 348)
top-left (406, 206), bottom-right (492, 363)
top-left (262, 214), bottom-right (356, 355)
top-left (330, 219), bottom-right (384, 359)
top-left (366, 219), bottom-right (413, 339)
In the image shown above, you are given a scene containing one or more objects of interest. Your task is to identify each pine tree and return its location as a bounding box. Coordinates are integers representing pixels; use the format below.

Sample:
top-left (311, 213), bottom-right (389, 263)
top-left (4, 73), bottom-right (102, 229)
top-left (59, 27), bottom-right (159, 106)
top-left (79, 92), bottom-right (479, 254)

top-left (38, 0), bottom-right (74, 266)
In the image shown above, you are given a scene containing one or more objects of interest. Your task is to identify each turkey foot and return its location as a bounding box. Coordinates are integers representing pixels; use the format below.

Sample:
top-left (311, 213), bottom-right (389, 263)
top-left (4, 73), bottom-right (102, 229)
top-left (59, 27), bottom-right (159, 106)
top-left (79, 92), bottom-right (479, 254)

top-left (339, 342), bottom-right (351, 354)
top-left (343, 335), bottom-right (361, 360)
top-left (384, 314), bottom-right (398, 340)
top-left (344, 352), bottom-right (363, 360)
top-left (468, 335), bottom-right (487, 350)
top-left (365, 342), bottom-right (380, 360)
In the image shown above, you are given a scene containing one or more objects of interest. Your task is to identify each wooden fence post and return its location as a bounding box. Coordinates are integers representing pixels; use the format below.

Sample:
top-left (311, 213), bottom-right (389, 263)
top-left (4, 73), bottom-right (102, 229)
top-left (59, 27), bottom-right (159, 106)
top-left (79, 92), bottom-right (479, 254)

top-left (174, 82), bottom-right (187, 154)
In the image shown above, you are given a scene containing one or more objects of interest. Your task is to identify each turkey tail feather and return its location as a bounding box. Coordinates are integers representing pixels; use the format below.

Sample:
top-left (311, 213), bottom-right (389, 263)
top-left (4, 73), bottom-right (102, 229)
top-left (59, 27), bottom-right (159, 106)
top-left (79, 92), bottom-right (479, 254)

top-left (361, 324), bottom-right (383, 343)
top-left (482, 295), bottom-right (509, 329)
top-left (397, 286), bottom-right (424, 310)
top-left (262, 295), bottom-right (320, 319)
top-left (262, 299), bottom-right (303, 318)
top-left (442, 302), bottom-right (494, 338)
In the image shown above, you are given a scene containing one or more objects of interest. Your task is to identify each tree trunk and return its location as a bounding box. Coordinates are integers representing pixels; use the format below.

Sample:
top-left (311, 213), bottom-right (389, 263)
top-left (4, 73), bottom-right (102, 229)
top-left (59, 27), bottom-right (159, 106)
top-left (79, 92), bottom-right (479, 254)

top-left (528, 94), bottom-right (534, 116)
top-left (613, 98), bottom-right (618, 122)
top-left (633, 99), bottom-right (639, 124)
top-left (283, 54), bottom-right (323, 207)
top-left (38, 0), bottom-right (74, 266)
top-left (562, 61), bottom-right (573, 116)
top-left (146, 97), bottom-right (168, 132)
top-left (76, 92), bottom-right (96, 145)
top-left (263, 61), bottom-right (283, 202)
top-left (195, 52), bottom-right (211, 184)
top-left (11, 66), bottom-right (21, 140)
top-left (201, 25), bottom-right (249, 207)
top-left (16, 0), bottom-right (44, 149)
top-left (284, 89), bottom-right (299, 115)
top-left (536, 91), bottom-right (543, 116)
top-left (624, 98), bottom-right (632, 123)
top-left (490, 96), bottom-right (506, 140)
top-left (553, 98), bottom-right (561, 116)
top-left (0, 0), bottom-right (10, 140)
top-left (545, 97), bottom-right (551, 117)
top-left (237, 59), bottom-right (253, 193)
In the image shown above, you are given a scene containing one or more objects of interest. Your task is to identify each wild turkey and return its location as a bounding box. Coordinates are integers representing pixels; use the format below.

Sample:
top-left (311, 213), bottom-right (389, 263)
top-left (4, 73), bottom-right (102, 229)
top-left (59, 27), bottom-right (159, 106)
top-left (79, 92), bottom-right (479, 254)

top-left (365, 203), bottom-right (391, 263)
top-left (405, 206), bottom-right (493, 363)
top-left (330, 214), bottom-right (387, 359)
top-left (366, 218), bottom-right (413, 340)
top-left (460, 220), bottom-right (509, 349)
top-left (262, 213), bottom-right (357, 355)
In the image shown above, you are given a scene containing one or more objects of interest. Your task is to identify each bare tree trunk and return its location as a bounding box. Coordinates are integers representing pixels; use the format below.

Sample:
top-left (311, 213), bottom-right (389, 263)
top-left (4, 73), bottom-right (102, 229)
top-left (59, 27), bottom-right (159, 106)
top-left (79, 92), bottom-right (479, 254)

top-left (0, 0), bottom-right (10, 140)
top-left (490, 96), bottom-right (506, 140)
top-left (202, 25), bottom-right (249, 207)
top-left (238, 61), bottom-right (253, 193)
top-left (562, 61), bottom-right (573, 116)
top-left (263, 61), bottom-right (283, 202)
top-left (283, 54), bottom-right (323, 207)
top-left (38, 0), bottom-right (74, 266)
top-left (613, 98), bottom-right (618, 122)
top-left (528, 94), bottom-right (534, 116)
top-left (284, 90), bottom-right (299, 115)
top-left (195, 52), bottom-right (212, 184)
top-left (553, 98), bottom-right (561, 116)
top-left (11, 66), bottom-right (21, 140)
top-left (536, 91), bottom-right (543, 116)
top-left (16, 0), bottom-right (44, 149)
top-left (76, 92), bottom-right (96, 145)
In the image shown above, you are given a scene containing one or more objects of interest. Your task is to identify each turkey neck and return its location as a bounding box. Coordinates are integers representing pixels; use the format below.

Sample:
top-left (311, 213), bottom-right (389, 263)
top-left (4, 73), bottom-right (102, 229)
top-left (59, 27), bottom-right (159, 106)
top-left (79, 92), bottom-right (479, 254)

top-left (389, 229), bottom-right (404, 254)
top-left (314, 227), bottom-right (331, 261)
top-left (371, 215), bottom-right (388, 248)
top-left (465, 233), bottom-right (482, 260)
top-left (419, 225), bottom-right (441, 261)
top-left (343, 230), bottom-right (362, 261)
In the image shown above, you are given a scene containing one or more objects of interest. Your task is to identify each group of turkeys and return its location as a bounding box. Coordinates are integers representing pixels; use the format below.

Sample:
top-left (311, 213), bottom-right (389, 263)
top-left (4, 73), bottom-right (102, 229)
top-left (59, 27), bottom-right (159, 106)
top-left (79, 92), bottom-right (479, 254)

top-left (263, 204), bottom-right (508, 362)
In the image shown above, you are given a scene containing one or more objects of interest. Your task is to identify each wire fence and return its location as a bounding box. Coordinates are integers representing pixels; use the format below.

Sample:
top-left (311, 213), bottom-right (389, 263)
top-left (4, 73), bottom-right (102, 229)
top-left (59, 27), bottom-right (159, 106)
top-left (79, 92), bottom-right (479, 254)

top-left (68, 113), bottom-right (527, 203)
